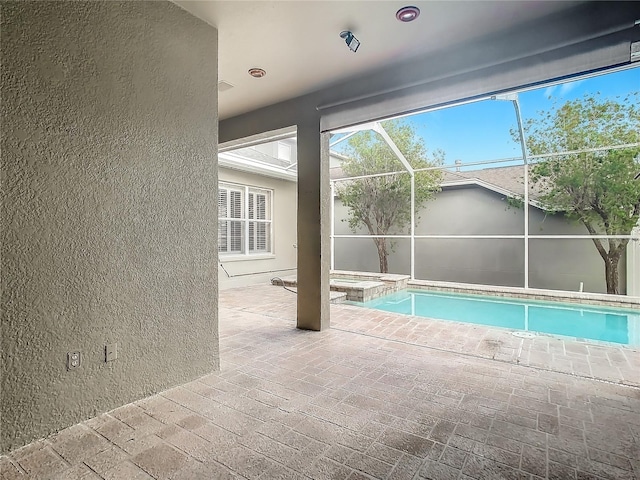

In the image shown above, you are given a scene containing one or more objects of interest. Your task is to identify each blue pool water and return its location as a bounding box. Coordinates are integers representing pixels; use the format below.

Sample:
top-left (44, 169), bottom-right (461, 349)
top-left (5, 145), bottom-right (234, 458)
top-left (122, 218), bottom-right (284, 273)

top-left (356, 290), bottom-right (640, 346)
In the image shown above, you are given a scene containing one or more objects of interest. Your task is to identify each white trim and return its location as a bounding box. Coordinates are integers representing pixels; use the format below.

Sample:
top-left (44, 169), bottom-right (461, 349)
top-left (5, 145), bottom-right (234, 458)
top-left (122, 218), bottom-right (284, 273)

top-left (219, 153), bottom-right (297, 182)
top-left (218, 254), bottom-right (277, 263)
top-left (439, 178), bottom-right (544, 208)
top-left (218, 126), bottom-right (296, 152)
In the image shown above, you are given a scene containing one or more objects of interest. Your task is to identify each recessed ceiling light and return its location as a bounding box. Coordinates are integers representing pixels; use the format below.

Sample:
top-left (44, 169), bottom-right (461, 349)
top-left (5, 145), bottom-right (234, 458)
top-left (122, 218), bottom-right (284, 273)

top-left (396, 6), bottom-right (420, 22)
top-left (248, 68), bottom-right (266, 78)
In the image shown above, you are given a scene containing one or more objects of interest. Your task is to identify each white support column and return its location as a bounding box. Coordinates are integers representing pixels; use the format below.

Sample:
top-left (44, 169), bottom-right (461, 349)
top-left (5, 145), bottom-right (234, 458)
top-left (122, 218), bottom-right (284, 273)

top-left (410, 175), bottom-right (416, 280)
top-left (511, 97), bottom-right (530, 289)
top-left (627, 226), bottom-right (640, 297)
top-left (330, 181), bottom-right (335, 271)
top-left (492, 94), bottom-right (530, 289)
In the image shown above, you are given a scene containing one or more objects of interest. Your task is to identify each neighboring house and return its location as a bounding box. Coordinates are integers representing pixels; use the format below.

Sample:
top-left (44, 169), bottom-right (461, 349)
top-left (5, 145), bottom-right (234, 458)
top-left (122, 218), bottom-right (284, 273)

top-left (332, 164), bottom-right (631, 295)
top-left (217, 140), bottom-right (298, 289)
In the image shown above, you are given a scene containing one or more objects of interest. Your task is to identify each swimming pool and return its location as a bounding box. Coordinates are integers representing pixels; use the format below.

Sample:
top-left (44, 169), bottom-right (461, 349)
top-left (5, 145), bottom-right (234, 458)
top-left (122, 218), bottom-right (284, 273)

top-left (355, 290), bottom-right (640, 346)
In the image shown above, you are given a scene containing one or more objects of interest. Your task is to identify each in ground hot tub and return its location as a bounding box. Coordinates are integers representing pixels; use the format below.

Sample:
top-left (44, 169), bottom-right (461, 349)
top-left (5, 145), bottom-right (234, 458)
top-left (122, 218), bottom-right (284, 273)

top-left (273, 271), bottom-right (409, 302)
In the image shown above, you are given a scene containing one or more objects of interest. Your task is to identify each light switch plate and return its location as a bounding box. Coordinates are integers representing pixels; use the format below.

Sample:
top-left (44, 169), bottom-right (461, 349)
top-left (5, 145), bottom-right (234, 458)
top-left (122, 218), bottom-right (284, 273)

top-left (105, 343), bottom-right (117, 362)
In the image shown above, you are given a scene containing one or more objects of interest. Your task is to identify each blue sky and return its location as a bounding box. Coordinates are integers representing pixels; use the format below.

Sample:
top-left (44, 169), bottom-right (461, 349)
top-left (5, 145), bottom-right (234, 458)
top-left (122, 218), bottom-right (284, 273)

top-left (332, 66), bottom-right (639, 169)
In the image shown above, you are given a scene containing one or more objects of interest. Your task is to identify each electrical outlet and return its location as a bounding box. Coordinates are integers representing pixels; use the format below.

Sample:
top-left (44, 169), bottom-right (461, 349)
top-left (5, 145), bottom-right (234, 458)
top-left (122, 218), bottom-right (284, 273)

top-left (105, 343), bottom-right (117, 362)
top-left (67, 351), bottom-right (81, 370)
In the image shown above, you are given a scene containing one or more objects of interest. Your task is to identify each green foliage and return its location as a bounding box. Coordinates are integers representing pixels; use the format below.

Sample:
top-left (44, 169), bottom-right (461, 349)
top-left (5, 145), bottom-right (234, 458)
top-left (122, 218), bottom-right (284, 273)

top-left (517, 93), bottom-right (640, 294)
top-left (505, 195), bottom-right (525, 211)
top-left (335, 120), bottom-right (443, 272)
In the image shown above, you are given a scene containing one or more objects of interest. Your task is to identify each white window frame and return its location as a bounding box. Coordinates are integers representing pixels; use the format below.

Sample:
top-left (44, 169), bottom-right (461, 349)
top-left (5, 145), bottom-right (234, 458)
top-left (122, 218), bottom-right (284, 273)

top-left (218, 182), bottom-right (273, 258)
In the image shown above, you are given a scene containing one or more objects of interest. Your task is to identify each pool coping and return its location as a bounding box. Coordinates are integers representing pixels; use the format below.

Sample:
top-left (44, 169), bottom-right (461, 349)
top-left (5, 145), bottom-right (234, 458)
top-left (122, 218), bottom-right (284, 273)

top-left (277, 271), bottom-right (640, 309)
top-left (408, 279), bottom-right (640, 310)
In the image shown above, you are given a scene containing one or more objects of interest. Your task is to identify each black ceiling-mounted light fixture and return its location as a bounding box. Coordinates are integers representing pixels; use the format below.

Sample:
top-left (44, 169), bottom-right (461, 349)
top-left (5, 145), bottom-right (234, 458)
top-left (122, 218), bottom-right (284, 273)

top-left (396, 6), bottom-right (420, 22)
top-left (339, 31), bottom-right (360, 52)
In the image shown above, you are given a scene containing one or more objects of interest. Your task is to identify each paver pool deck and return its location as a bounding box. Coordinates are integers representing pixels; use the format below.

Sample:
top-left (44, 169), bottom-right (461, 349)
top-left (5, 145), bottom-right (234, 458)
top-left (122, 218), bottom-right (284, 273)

top-left (2, 284), bottom-right (639, 479)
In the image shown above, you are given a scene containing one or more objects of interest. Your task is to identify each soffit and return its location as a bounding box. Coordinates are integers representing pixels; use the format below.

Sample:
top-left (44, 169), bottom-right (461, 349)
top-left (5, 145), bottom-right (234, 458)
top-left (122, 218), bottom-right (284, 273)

top-left (174, 1), bottom-right (583, 120)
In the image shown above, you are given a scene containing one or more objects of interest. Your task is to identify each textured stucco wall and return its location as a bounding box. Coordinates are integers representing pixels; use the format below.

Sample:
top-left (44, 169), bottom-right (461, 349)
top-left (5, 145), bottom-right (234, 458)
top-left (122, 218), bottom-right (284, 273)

top-left (1, 1), bottom-right (219, 452)
top-left (218, 167), bottom-right (297, 289)
top-left (297, 123), bottom-right (331, 331)
top-left (334, 187), bottom-right (620, 293)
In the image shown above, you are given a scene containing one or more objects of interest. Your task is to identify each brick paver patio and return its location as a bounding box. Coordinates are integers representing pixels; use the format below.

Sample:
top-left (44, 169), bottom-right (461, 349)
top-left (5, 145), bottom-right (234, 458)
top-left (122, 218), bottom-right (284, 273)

top-left (2, 284), bottom-right (639, 479)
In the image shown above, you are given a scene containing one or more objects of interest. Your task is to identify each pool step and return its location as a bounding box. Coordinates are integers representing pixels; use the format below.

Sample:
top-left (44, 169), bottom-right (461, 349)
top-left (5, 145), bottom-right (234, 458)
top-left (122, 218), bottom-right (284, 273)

top-left (330, 291), bottom-right (347, 304)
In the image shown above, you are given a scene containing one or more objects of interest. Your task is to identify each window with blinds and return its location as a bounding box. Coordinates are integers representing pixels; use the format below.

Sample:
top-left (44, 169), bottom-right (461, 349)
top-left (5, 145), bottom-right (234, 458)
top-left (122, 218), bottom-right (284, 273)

top-left (218, 183), bottom-right (272, 256)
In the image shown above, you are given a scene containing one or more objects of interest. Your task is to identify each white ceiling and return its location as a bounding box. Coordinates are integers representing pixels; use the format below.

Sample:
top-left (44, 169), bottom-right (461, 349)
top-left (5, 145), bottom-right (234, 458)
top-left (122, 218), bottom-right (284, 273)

top-left (175, 1), bottom-right (583, 120)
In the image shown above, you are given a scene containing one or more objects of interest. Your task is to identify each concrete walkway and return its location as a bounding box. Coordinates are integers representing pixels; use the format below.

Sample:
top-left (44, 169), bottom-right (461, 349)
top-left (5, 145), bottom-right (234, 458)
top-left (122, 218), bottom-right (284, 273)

top-left (2, 284), bottom-right (639, 479)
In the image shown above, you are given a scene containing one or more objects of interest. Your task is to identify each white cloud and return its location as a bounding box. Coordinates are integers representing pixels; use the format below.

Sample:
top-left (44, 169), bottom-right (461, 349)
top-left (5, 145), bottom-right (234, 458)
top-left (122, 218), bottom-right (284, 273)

top-left (543, 79), bottom-right (585, 98)
top-left (559, 79), bottom-right (584, 95)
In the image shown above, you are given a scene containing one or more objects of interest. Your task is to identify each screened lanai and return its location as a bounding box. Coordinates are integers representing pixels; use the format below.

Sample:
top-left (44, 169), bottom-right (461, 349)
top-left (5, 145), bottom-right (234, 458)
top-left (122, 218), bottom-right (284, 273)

top-left (217, 67), bottom-right (640, 297)
top-left (328, 66), bottom-right (640, 297)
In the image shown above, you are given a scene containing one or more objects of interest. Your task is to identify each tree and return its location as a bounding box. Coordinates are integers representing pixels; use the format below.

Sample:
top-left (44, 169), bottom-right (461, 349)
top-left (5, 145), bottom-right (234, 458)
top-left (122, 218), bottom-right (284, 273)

top-left (519, 93), bottom-right (640, 294)
top-left (336, 120), bottom-right (443, 273)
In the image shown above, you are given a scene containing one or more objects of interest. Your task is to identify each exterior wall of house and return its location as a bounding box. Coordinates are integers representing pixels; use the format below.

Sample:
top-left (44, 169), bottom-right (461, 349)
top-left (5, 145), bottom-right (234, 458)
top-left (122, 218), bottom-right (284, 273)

top-left (219, 168), bottom-right (297, 289)
top-left (1, 1), bottom-right (219, 453)
top-left (334, 186), bottom-right (625, 294)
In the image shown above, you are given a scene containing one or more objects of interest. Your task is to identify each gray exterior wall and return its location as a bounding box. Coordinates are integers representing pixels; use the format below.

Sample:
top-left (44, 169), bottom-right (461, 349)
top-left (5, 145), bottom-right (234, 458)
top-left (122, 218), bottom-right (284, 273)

top-left (334, 186), bottom-right (625, 294)
top-left (1, 1), bottom-right (219, 452)
top-left (218, 167), bottom-right (297, 289)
